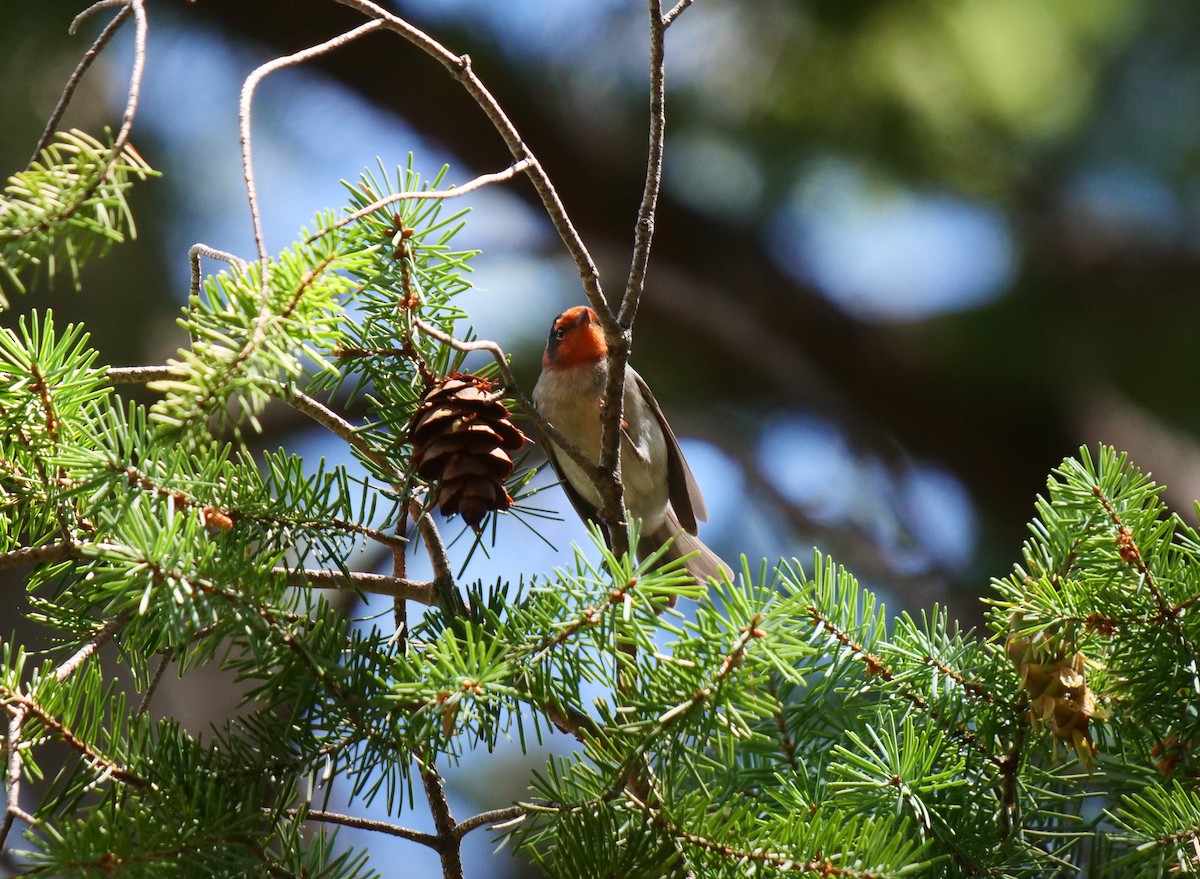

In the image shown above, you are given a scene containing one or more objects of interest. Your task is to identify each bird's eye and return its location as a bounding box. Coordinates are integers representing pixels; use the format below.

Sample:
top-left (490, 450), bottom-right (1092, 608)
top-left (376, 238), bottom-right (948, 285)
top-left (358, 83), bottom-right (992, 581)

top-left (553, 327), bottom-right (566, 340)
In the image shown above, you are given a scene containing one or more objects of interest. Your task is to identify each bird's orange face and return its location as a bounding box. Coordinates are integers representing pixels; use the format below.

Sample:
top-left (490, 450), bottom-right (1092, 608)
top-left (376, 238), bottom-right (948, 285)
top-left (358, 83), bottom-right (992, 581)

top-left (542, 306), bottom-right (607, 370)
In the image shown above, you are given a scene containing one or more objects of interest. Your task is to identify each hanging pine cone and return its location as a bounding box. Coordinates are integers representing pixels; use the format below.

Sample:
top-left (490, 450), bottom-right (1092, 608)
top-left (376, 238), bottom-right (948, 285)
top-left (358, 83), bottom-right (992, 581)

top-left (1005, 617), bottom-right (1100, 768)
top-left (409, 374), bottom-right (528, 530)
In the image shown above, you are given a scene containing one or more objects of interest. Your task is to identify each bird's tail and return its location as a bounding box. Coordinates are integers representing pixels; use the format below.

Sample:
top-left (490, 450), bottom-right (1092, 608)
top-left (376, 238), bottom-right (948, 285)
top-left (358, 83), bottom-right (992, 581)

top-left (643, 510), bottom-right (732, 587)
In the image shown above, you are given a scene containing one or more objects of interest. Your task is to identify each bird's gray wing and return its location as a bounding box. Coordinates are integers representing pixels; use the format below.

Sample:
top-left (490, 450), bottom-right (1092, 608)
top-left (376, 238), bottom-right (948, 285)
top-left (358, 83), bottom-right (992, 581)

top-left (631, 370), bottom-right (707, 533)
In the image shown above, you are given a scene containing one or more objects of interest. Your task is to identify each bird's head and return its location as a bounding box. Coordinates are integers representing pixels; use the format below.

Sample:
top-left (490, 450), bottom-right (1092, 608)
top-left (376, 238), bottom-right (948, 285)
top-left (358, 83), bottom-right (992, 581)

top-left (542, 306), bottom-right (606, 370)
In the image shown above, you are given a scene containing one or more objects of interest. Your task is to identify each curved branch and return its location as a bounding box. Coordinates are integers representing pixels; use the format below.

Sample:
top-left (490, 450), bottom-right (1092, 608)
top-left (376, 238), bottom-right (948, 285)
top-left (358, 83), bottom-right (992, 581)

top-left (238, 19), bottom-right (386, 285)
top-left (29, 2), bottom-right (132, 166)
top-left (330, 0), bottom-right (608, 317)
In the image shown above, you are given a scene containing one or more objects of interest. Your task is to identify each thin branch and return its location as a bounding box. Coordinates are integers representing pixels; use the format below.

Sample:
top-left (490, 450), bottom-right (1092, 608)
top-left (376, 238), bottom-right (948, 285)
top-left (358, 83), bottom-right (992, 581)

top-left (420, 759), bottom-right (464, 879)
top-left (597, 0), bottom-right (673, 558)
top-left (330, 0), bottom-right (607, 316)
top-left (56, 0), bottom-right (147, 215)
top-left (453, 804), bottom-right (526, 838)
top-left (316, 159), bottom-right (535, 238)
top-left (239, 19), bottom-right (386, 279)
top-left (28, 3), bottom-right (132, 166)
top-left (294, 808), bottom-right (439, 848)
top-left (3, 694), bottom-right (150, 789)
top-left (662, 0), bottom-right (696, 28)
top-left (53, 611), bottom-right (130, 683)
top-left (274, 382), bottom-right (399, 487)
top-left (281, 567), bottom-right (436, 606)
top-left (0, 711), bottom-right (37, 852)
top-left (189, 243), bottom-right (249, 300)
top-left (105, 364), bottom-right (176, 384)
top-left (408, 499), bottom-right (459, 610)
top-left (136, 652), bottom-right (172, 718)
top-left (621, 0), bottom-right (667, 327)
top-left (0, 541), bottom-right (75, 571)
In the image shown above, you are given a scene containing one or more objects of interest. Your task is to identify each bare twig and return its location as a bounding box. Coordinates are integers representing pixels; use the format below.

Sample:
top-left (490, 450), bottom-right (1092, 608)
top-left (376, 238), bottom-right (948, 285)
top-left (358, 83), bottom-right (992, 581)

top-left (238, 19), bottom-right (386, 278)
top-left (316, 159), bottom-right (535, 238)
top-left (53, 611), bottom-right (130, 683)
top-left (596, 0), bottom-right (672, 558)
top-left (453, 804), bottom-right (526, 838)
top-left (281, 567), bottom-right (436, 606)
top-left (408, 499), bottom-right (459, 609)
top-left (105, 364), bottom-right (177, 384)
top-left (330, 0), bottom-right (607, 316)
top-left (136, 652), bottom-right (172, 718)
top-left (274, 382), bottom-right (399, 487)
top-left (622, 0), bottom-right (668, 328)
top-left (294, 808), bottom-right (439, 848)
top-left (189, 243), bottom-right (249, 300)
top-left (29, 3), bottom-right (132, 166)
top-left (61, 0), bottom-right (146, 212)
top-left (662, 0), bottom-right (696, 28)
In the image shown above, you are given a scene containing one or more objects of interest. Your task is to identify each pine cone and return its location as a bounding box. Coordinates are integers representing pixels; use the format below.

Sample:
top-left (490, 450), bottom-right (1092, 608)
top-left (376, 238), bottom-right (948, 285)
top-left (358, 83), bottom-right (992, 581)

top-left (409, 374), bottom-right (528, 530)
top-left (1006, 620), bottom-right (1099, 767)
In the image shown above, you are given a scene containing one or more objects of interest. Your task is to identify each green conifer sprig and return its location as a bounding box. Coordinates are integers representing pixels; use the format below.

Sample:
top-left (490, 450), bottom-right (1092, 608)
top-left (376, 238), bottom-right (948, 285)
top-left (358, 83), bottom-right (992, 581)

top-left (150, 211), bottom-right (366, 438)
top-left (0, 129), bottom-right (157, 306)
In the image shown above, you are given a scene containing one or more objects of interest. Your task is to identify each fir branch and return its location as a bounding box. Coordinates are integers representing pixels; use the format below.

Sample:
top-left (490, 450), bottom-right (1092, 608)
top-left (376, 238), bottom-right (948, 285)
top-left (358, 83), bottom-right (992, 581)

top-left (765, 676), bottom-right (800, 772)
top-left (650, 813), bottom-right (885, 879)
top-left (1092, 483), bottom-right (1172, 617)
top-left (806, 604), bottom-right (1005, 768)
top-left (1, 691), bottom-right (149, 789)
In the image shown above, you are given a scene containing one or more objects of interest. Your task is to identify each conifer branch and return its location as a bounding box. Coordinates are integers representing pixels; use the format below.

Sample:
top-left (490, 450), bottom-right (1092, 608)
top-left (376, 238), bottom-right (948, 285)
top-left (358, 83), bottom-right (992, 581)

top-left (2, 691), bottom-right (150, 789)
top-left (806, 604), bottom-right (1007, 768)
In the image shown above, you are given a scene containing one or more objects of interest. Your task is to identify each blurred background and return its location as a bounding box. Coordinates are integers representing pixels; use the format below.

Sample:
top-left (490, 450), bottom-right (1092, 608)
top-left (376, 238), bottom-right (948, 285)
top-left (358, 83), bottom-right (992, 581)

top-left (5, 0), bottom-right (1200, 874)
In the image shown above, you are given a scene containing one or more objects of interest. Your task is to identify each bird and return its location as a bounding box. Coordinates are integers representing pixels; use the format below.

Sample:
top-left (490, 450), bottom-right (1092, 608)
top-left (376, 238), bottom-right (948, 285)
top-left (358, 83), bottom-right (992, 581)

top-left (532, 305), bottom-right (729, 586)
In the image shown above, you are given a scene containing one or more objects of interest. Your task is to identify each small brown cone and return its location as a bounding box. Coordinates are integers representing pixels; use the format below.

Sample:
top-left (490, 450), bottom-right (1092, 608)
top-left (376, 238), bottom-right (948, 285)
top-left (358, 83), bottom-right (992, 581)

top-left (1005, 617), bottom-right (1100, 768)
top-left (410, 374), bottom-right (528, 530)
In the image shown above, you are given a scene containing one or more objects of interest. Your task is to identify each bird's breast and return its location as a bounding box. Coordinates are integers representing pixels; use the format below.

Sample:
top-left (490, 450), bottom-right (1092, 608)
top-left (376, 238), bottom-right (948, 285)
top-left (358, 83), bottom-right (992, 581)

top-left (533, 365), bottom-right (670, 528)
